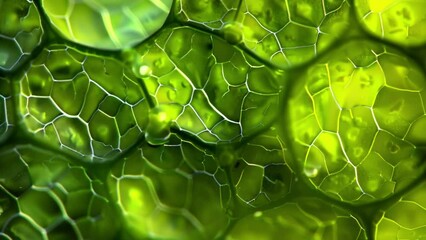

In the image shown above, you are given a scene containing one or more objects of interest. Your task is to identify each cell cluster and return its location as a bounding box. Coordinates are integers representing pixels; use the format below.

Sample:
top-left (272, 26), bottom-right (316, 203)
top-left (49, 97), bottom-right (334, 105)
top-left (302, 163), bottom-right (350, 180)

top-left (0, 0), bottom-right (426, 239)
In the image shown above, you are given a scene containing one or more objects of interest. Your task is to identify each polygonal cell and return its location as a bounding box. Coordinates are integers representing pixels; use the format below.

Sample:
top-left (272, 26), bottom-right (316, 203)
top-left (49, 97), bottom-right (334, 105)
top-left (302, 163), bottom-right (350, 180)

top-left (130, 26), bottom-right (282, 144)
top-left (0, 78), bottom-right (14, 144)
top-left (374, 180), bottom-right (426, 239)
top-left (0, 145), bottom-right (118, 239)
top-left (41, 0), bottom-right (173, 50)
top-left (228, 198), bottom-right (367, 240)
top-left (286, 40), bottom-right (426, 204)
top-left (174, 0), bottom-right (351, 68)
top-left (18, 44), bottom-right (149, 162)
top-left (228, 127), bottom-right (294, 210)
top-left (108, 134), bottom-right (231, 240)
top-left (0, 0), bottom-right (44, 72)
top-left (355, 0), bottom-right (426, 47)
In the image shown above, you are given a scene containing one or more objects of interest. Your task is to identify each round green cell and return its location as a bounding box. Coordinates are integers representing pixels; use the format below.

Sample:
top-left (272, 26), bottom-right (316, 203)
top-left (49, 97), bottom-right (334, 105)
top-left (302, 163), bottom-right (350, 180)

top-left (41, 0), bottom-right (173, 50)
top-left (0, 0), bottom-right (44, 72)
top-left (131, 26), bottom-right (282, 144)
top-left (286, 39), bottom-right (426, 204)
top-left (18, 44), bottom-right (149, 162)
top-left (355, 0), bottom-right (426, 47)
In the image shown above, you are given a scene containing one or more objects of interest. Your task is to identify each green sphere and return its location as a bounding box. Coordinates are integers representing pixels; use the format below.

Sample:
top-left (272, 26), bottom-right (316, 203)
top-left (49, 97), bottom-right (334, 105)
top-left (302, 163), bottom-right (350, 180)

top-left (287, 40), bottom-right (426, 204)
top-left (41, 0), bottom-right (173, 50)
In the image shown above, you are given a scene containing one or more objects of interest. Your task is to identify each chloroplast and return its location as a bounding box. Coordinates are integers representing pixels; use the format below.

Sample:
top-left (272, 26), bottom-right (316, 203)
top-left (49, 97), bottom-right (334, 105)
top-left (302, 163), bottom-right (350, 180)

top-left (41, 0), bottom-right (173, 50)
top-left (287, 40), bottom-right (426, 204)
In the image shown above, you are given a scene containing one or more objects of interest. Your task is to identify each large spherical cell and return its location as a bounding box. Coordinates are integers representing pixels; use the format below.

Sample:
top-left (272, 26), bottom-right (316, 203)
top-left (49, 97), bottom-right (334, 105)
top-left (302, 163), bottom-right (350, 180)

top-left (41, 0), bottom-right (173, 50)
top-left (286, 39), bottom-right (426, 204)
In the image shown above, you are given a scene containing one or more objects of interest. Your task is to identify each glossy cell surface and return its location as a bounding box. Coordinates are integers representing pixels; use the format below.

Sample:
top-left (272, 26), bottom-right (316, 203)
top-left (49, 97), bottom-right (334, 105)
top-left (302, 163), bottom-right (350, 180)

top-left (0, 145), bottom-right (117, 239)
top-left (287, 40), bottom-right (426, 204)
top-left (41, 0), bottom-right (173, 50)
top-left (229, 126), bottom-right (294, 210)
top-left (373, 180), bottom-right (426, 239)
top-left (355, 0), bottom-right (426, 47)
top-left (175, 0), bottom-right (352, 68)
top-left (0, 0), bottom-right (44, 72)
top-left (108, 134), bottom-right (231, 239)
top-left (0, 0), bottom-right (426, 239)
top-left (0, 77), bottom-right (14, 143)
top-left (18, 44), bottom-right (149, 162)
top-left (131, 26), bottom-right (282, 144)
top-left (227, 198), bottom-right (367, 240)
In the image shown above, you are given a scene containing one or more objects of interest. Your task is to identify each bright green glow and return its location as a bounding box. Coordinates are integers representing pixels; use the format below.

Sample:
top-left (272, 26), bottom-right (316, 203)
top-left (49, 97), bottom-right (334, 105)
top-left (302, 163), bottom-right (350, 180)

top-left (287, 40), bottom-right (426, 204)
top-left (145, 105), bottom-right (172, 145)
top-left (355, 0), bottom-right (426, 46)
top-left (222, 22), bottom-right (244, 45)
top-left (1, 0), bottom-right (426, 239)
top-left (41, 0), bottom-right (173, 50)
top-left (374, 180), bottom-right (426, 239)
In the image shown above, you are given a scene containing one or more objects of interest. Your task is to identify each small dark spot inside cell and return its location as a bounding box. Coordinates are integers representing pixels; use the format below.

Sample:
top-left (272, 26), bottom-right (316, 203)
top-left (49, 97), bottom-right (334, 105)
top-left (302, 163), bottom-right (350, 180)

top-left (234, 160), bottom-right (241, 168)
top-left (206, 42), bottom-right (213, 50)
top-left (52, 66), bottom-right (72, 76)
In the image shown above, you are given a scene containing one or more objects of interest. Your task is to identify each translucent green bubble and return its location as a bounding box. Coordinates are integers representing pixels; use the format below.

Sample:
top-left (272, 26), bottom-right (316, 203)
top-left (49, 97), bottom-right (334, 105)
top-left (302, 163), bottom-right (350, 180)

top-left (0, 0), bottom-right (44, 71)
top-left (355, 0), bottom-right (426, 47)
top-left (222, 22), bottom-right (244, 45)
top-left (287, 40), bottom-right (426, 204)
top-left (145, 105), bottom-right (172, 145)
top-left (41, 0), bottom-right (173, 50)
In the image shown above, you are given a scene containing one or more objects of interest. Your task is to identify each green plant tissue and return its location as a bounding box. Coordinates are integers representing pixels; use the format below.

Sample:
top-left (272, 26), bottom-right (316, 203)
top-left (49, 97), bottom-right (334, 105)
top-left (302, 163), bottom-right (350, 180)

top-left (0, 0), bottom-right (425, 239)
